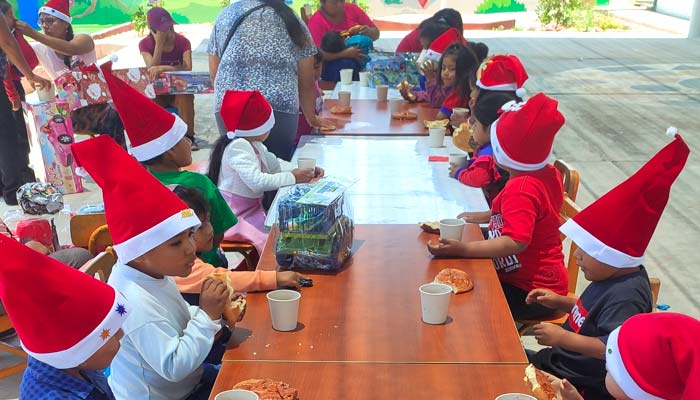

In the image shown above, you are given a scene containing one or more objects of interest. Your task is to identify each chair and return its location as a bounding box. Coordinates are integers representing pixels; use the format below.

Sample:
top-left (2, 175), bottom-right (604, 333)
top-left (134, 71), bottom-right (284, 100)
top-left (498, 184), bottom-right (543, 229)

top-left (650, 277), bottom-right (661, 311)
top-left (0, 315), bottom-right (27, 379)
top-left (220, 241), bottom-right (260, 271)
top-left (79, 249), bottom-right (117, 282)
top-left (70, 213), bottom-right (107, 249)
top-left (554, 159), bottom-right (580, 202)
top-left (517, 195), bottom-right (582, 336)
top-left (87, 224), bottom-right (113, 255)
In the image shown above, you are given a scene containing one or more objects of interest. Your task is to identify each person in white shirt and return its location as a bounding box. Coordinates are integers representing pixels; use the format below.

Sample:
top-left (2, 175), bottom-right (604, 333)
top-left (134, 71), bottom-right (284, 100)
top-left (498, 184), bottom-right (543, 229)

top-left (207, 90), bottom-right (324, 253)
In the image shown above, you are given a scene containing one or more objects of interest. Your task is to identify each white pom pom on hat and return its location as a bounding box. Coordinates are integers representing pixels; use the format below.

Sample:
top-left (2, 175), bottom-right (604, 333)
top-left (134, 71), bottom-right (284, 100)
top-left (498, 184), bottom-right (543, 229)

top-left (109, 54), bottom-right (119, 63)
top-left (666, 126), bottom-right (678, 138)
top-left (515, 87), bottom-right (527, 98)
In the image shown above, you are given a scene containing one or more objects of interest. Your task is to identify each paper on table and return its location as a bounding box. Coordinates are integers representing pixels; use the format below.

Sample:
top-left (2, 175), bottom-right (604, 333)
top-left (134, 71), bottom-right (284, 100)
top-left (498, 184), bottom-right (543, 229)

top-left (296, 176), bottom-right (359, 206)
top-left (428, 156), bottom-right (449, 162)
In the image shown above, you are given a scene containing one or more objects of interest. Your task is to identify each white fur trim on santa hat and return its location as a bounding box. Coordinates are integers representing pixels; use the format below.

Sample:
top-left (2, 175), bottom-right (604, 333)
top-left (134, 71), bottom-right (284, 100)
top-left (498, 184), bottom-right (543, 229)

top-left (22, 291), bottom-right (128, 369)
top-left (666, 126), bottom-right (678, 138)
top-left (476, 80), bottom-right (518, 92)
top-left (424, 49), bottom-right (442, 63)
top-left (128, 115), bottom-right (188, 162)
top-left (559, 218), bottom-right (644, 268)
top-left (605, 327), bottom-right (664, 400)
top-left (490, 119), bottom-right (549, 172)
top-left (113, 208), bottom-right (200, 263)
top-left (226, 111), bottom-right (275, 139)
top-left (39, 6), bottom-right (71, 23)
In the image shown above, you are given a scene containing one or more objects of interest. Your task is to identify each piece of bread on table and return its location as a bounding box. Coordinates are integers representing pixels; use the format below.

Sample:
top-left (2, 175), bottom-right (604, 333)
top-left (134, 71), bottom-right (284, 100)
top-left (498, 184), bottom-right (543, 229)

top-left (210, 272), bottom-right (246, 322)
top-left (233, 378), bottom-right (299, 400)
top-left (424, 119), bottom-right (450, 129)
top-left (330, 105), bottom-right (352, 114)
top-left (392, 111), bottom-right (418, 120)
top-left (524, 364), bottom-right (559, 400)
top-left (434, 268), bottom-right (474, 293)
top-left (418, 221), bottom-right (440, 234)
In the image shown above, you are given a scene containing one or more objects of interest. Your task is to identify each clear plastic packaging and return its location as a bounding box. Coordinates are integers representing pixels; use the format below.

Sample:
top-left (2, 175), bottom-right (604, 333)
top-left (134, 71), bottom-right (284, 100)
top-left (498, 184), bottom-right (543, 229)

top-left (275, 180), bottom-right (354, 271)
top-left (16, 182), bottom-right (64, 215)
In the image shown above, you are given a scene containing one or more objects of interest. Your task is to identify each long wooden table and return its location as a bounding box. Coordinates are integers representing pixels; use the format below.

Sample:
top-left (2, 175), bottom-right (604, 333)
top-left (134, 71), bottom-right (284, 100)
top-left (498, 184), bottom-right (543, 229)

top-left (320, 99), bottom-right (439, 136)
top-left (223, 225), bottom-right (525, 364)
top-left (210, 362), bottom-right (531, 399)
top-left (265, 135), bottom-right (489, 229)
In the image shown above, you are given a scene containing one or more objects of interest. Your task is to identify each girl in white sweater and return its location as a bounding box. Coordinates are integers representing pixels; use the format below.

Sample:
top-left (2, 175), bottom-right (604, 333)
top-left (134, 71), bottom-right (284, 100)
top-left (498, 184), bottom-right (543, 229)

top-left (208, 90), bottom-right (323, 252)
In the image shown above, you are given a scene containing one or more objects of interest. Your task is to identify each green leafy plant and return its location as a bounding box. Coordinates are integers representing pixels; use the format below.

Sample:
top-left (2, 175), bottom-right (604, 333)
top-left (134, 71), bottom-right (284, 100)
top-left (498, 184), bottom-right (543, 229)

top-left (475, 0), bottom-right (526, 14)
top-left (131, 5), bottom-right (148, 35)
top-left (536, 0), bottom-right (589, 28)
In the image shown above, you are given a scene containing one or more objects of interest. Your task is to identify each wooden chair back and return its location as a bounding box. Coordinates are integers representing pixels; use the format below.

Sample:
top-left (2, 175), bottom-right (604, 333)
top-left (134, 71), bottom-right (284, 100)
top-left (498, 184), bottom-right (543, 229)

top-left (650, 277), bottom-right (661, 310)
top-left (79, 250), bottom-right (117, 282)
top-left (220, 241), bottom-right (260, 271)
top-left (554, 159), bottom-right (580, 202)
top-left (88, 224), bottom-right (113, 255)
top-left (0, 315), bottom-right (27, 379)
top-left (70, 213), bottom-right (107, 249)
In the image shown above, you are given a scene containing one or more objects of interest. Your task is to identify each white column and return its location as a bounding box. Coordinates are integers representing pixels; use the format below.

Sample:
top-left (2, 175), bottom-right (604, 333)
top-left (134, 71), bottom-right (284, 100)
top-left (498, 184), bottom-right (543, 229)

top-left (689, 0), bottom-right (700, 38)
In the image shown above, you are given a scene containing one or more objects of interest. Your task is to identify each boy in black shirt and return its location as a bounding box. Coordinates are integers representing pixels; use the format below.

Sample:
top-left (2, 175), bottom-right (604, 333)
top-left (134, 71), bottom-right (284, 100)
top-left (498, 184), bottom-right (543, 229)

top-left (525, 129), bottom-right (690, 399)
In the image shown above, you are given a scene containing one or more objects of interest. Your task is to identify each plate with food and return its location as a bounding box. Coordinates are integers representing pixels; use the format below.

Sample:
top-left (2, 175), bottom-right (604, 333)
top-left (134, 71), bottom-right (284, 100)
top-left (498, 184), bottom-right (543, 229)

top-left (391, 111), bottom-right (418, 120)
top-left (424, 119), bottom-right (450, 129)
top-left (330, 105), bottom-right (352, 115)
top-left (233, 378), bottom-right (299, 400)
top-left (434, 268), bottom-right (474, 293)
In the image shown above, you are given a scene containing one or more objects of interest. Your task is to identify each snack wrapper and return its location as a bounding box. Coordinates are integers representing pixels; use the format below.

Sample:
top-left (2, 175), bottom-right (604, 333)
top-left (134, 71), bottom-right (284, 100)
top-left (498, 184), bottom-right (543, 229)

top-left (16, 182), bottom-right (64, 215)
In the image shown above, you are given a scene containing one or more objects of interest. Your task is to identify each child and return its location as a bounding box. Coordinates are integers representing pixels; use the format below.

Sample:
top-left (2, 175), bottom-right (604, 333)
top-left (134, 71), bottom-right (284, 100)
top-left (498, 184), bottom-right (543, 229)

top-left (436, 43), bottom-right (479, 120)
top-left (428, 93), bottom-right (568, 321)
top-left (208, 90), bottom-right (324, 254)
top-left (526, 130), bottom-right (690, 399)
top-left (71, 135), bottom-right (233, 400)
top-left (449, 91), bottom-right (515, 204)
top-left (99, 61), bottom-right (237, 268)
top-left (170, 185), bottom-right (307, 304)
top-left (296, 52), bottom-right (324, 141)
top-left (0, 234), bottom-right (129, 399)
top-left (454, 53), bottom-right (528, 128)
top-left (139, 7), bottom-right (197, 149)
top-left (321, 30), bottom-right (373, 69)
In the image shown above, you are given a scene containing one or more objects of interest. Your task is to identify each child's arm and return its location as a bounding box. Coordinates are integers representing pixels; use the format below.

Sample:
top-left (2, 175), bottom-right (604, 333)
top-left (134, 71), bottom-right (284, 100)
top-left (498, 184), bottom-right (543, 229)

top-left (532, 323), bottom-right (606, 360)
top-left (262, 149), bottom-right (295, 173)
top-left (526, 288), bottom-right (577, 314)
top-left (3, 77), bottom-right (20, 111)
top-left (427, 235), bottom-right (527, 259)
top-left (231, 143), bottom-right (296, 191)
top-left (453, 164), bottom-right (493, 188)
top-left (423, 78), bottom-right (450, 108)
top-left (229, 269), bottom-right (277, 292)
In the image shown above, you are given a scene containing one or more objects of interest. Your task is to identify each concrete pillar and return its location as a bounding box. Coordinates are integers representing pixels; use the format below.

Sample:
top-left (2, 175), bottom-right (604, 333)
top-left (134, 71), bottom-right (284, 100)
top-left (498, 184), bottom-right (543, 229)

top-left (690, 0), bottom-right (700, 38)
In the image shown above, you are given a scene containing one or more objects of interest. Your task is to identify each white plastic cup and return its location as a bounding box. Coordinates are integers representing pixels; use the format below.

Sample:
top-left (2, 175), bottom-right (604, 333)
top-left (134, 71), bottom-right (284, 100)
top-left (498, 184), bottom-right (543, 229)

top-left (419, 283), bottom-right (452, 324)
top-left (376, 85), bottom-right (389, 102)
top-left (428, 127), bottom-right (445, 148)
top-left (267, 289), bottom-right (301, 331)
top-left (359, 71), bottom-right (369, 87)
top-left (340, 69), bottom-right (353, 85)
top-left (215, 390), bottom-right (260, 400)
top-left (495, 394), bottom-right (537, 400)
top-left (389, 98), bottom-right (404, 114)
top-left (338, 91), bottom-right (351, 107)
top-left (36, 83), bottom-right (55, 102)
top-left (297, 157), bottom-right (316, 170)
top-left (449, 153), bottom-right (467, 167)
top-left (451, 107), bottom-right (469, 128)
top-left (439, 218), bottom-right (465, 241)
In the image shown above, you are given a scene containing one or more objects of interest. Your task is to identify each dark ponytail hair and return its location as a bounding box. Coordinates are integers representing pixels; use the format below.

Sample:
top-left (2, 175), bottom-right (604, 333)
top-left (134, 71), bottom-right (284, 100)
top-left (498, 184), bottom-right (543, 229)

top-left (432, 8), bottom-right (463, 31)
top-left (207, 135), bottom-right (234, 186)
top-left (466, 41), bottom-right (489, 64)
top-left (172, 185), bottom-right (210, 217)
top-left (263, 0), bottom-right (308, 48)
top-left (63, 24), bottom-right (75, 69)
top-left (472, 91), bottom-right (518, 127)
top-left (475, 88), bottom-right (523, 104)
top-left (418, 19), bottom-right (449, 47)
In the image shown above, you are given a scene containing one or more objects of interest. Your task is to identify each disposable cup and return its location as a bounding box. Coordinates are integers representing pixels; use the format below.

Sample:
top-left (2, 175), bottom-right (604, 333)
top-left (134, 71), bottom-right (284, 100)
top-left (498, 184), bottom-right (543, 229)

top-left (215, 390), bottom-right (260, 400)
top-left (297, 157), bottom-right (316, 170)
top-left (449, 153), bottom-right (468, 167)
top-left (338, 91), bottom-right (351, 107)
top-left (439, 218), bottom-right (465, 241)
top-left (419, 283), bottom-right (452, 324)
top-left (359, 71), bottom-right (369, 87)
top-left (389, 99), bottom-right (404, 114)
top-left (494, 394), bottom-right (537, 400)
top-left (340, 69), bottom-right (353, 85)
top-left (428, 127), bottom-right (445, 148)
top-left (267, 289), bottom-right (301, 331)
top-left (376, 85), bottom-right (389, 102)
top-left (451, 107), bottom-right (470, 128)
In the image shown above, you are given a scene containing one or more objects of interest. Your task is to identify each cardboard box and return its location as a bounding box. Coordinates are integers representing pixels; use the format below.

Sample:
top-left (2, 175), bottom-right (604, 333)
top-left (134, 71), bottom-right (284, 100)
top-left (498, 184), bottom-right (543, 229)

top-left (23, 100), bottom-right (83, 195)
top-left (55, 71), bottom-right (88, 110)
top-left (112, 67), bottom-right (158, 99)
top-left (164, 71), bottom-right (214, 95)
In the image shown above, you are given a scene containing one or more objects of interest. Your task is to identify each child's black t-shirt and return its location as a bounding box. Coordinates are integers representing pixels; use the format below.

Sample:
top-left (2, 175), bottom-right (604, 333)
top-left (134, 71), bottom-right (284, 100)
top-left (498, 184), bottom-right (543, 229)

top-left (541, 266), bottom-right (652, 398)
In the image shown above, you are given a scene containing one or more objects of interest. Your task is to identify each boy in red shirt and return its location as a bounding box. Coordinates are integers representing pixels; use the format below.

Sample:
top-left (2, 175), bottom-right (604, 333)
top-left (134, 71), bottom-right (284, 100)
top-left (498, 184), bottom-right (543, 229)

top-left (428, 93), bottom-right (568, 321)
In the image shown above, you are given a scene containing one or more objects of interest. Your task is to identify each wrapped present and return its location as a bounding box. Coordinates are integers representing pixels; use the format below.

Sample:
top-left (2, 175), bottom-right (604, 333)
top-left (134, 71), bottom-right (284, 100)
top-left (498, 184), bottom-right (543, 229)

top-left (76, 67), bottom-right (110, 105)
top-left (16, 182), bottom-right (64, 215)
top-left (366, 52), bottom-right (421, 89)
top-left (23, 100), bottom-right (83, 194)
top-left (163, 71), bottom-right (213, 95)
top-left (112, 67), bottom-right (158, 99)
top-left (276, 215), bottom-right (354, 271)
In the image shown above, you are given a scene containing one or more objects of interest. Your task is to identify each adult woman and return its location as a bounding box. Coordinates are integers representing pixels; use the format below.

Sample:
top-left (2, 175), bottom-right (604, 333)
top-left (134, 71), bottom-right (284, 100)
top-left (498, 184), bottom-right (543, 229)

top-left (16, 0), bottom-right (126, 147)
top-left (209, 0), bottom-right (330, 160)
top-left (396, 8), bottom-right (462, 53)
top-left (139, 7), bottom-right (198, 150)
top-left (307, 0), bottom-right (379, 82)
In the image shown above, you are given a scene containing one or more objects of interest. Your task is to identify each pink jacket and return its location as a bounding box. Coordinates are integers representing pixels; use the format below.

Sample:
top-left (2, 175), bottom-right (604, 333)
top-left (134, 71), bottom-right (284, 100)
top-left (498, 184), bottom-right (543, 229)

top-left (174, 257), bottom-right (277, 294)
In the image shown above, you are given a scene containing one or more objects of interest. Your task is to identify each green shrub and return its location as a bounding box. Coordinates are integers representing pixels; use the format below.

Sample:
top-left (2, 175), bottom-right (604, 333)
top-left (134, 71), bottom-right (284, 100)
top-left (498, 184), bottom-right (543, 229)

top-left (131, 5), bottom-right (148, 35)
top-left (475, 0), bottom-right (527, 14)
top-left (536, 0), bottom-right (590, 28)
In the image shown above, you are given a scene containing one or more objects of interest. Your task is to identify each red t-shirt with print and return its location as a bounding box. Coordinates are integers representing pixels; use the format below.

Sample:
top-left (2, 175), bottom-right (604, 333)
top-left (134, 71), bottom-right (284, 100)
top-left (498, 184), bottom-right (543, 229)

top-left (308, 3), bottom-right (375, 47)
top-left (488, 164), bottom-right (567, 295)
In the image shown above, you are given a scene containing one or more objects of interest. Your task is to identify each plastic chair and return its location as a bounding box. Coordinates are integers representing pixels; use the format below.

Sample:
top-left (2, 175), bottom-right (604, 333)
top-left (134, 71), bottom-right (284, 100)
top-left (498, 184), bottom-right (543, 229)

top-left (79, 249), bottom-right (117, 282)
top-left (517, 195), bottom-right (582, 335)
top-left (0, 315), bottom-right (27, 379)
top-left (650, 277), bottom-right (661, 311)
top-left (70, 213), bottom-right (107, 250)
top-left (220, 241), bottom-right (260, 271)
top-left (87, 225), bottom-right (113, 255)
top-left (554, 159), bottom-right (580, 202)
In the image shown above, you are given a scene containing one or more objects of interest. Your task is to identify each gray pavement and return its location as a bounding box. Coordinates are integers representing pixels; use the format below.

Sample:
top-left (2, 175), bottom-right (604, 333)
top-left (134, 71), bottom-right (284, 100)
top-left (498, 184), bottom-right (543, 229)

top-left (1, 31), bottom-right (699, 398)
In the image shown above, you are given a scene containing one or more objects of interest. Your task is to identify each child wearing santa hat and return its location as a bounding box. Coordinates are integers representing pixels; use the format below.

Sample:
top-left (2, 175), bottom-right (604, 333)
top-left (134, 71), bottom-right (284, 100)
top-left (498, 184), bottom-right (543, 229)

top-left (428, 93), bottom-right (568, 322)
top-left (208, 90), bottom-right (324, 254)
top-left (435, 43), bottom-right (481, 120)
top-left (525, 130), bottom-right (690, 399)
top-left (97, 62), bottom-right (237, 268)
top-left (0, 234), bottom-right (129, 399)
top-left (71, 136), bottom-right (234, 400)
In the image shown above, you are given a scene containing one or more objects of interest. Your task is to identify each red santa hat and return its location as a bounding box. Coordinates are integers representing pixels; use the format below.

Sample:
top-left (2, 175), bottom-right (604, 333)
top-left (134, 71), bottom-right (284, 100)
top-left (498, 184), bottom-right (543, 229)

top-left (606, 312), bottom-right (700, 400)
top-left (560, 129), bottom-right (689, 268)
top-left (477, 54), bottom-right (529, 98)
top-left (220, 90), bottom-right (275, 139)
top-left (39, 0), bottom-right (72, 24)
top-left (424, 27), bottom-right (466, 63)
top-left (0, 234), bottom-right (128, 369)
top-left (99, 61), bottom-right (188, 162)
top-left (71, 136), bottom-right (200, 263)
top-left (490, 92), bottom-right (565, 171)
